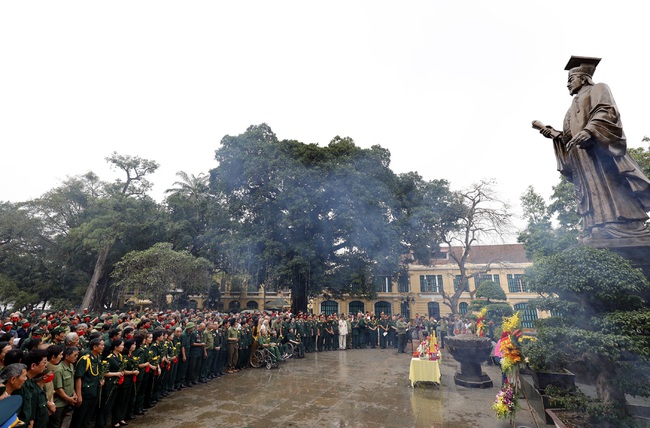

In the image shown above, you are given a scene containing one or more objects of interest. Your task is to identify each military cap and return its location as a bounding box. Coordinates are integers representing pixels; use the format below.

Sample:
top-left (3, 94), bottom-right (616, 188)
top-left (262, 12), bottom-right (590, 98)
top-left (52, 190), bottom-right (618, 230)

top-left (184, 322), bottom-right (196, 330)
top-left (32, 329), bottom-right (46, 336)
top-left (51, 327), bottom-right (65, 335)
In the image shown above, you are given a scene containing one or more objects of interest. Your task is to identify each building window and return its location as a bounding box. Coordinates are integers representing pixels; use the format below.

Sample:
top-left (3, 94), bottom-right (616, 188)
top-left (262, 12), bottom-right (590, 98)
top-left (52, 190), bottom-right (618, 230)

top-left (514, 302), bottom-right (538, 329)
top-left (349, 301), bottom-right (365, 315)
top-left (453, 275), bottom-right (469, 292)
top-left (420, 275), bottom-right (443, 292)
top-left (400, 301), bottom-right (410, 320)
top-left (428, 302), bottom-right (440, 319)
top-left (507, 274), bottom-right (528, 292)
top-left (320, 300), bottom-right (339, 316)
top-left (398, 275), bottom-right (409, 293)
top-left (459, 302), bottom-right (469, 315)
top-left (475, 274), bottom-right (500, 288)
top-left (374, 301), bottom-right (392, 316)
top-left (376, 276), bottom-right (392, 293)
top-left (229, 301), bottom-right (241, 311)
top-left (246, 301), bottom-right (258, 309)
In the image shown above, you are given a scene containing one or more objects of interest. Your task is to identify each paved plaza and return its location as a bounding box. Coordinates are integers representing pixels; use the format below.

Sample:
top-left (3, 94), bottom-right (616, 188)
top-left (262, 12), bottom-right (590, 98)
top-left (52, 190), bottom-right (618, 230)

top-left (124, 345), bottom-right (548, 428)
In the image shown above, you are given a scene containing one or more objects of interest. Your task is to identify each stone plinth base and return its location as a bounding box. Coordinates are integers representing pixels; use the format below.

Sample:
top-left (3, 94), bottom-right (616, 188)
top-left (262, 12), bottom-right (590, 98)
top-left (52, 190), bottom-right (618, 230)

top-left (583, 237), bottom-right (650, 279)
top-left (453, 372), bottom-right (493, 389)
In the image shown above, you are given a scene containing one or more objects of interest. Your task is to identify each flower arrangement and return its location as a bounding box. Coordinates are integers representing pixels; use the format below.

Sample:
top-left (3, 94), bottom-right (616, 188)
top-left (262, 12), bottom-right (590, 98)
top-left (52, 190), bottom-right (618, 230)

top-left (498, 312), bottom-right (524, 376)
top-left (492, 382), bottom-right (518, 420)
top-left (99, 360), bottom-right (110, 379)
top-left (117, 358), bottom-right (126, 385)
top-left (412, 334), bottom-right (441, 361)
top-left (129, 356), bottom-right (140, 382)
top-left (475, 308), bottom-right (488, 337)
top-left (493, 312), bottom-right (523, 423)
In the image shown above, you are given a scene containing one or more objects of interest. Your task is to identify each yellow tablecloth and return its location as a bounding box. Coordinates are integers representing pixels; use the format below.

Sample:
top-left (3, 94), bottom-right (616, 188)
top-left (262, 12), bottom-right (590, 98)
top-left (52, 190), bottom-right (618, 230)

top-left (409, 358), bottom-right (441, 386)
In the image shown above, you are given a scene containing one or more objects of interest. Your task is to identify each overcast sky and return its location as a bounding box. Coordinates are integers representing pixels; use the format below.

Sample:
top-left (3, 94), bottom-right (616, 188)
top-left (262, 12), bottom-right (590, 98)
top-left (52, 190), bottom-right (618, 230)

top-left (2, 1), bottom-right (649, 238)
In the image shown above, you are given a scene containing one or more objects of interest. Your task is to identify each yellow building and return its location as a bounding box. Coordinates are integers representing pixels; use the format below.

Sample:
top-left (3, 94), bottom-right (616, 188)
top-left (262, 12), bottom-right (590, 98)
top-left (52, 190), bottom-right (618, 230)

top-left (312, 244), bottom-right (541, 328)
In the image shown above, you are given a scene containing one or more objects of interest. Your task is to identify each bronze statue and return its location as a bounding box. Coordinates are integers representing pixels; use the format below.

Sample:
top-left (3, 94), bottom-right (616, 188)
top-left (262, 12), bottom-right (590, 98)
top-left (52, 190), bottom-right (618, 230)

top-left (533, 56), bottom-right (650, 243)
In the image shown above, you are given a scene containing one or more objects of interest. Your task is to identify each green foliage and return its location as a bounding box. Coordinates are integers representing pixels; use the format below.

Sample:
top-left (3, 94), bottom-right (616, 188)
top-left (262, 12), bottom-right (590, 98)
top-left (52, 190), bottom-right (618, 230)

top-left (524, 246), bottom-right (650, 408)
top-left (209, 124), bottom-right (456, 312)
top-left (111, 242), bottom-right (213, 308)
top-left (475, 280), bottom-right (507, 301)
top-left (628, 142), bottom-right (650, 180)
top-left (544, 386), bottom-right (644, 427)
top-left (517, 184), bottom-right (578, 260)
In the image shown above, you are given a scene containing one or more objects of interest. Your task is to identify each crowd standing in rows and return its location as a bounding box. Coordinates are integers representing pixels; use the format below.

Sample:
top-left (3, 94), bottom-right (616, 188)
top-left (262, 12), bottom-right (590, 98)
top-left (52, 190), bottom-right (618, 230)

top-left (0, 308), bottom-right (464, 427)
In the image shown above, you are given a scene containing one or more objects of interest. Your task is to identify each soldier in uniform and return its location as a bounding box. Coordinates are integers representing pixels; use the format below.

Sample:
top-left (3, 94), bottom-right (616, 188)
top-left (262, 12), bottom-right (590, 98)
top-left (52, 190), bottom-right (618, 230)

top-left (396, 316), bottom-right (409, 354)
top-left (367, 315), bottom-right (378, 349)
top-left (226, 319), bottom-right (239, 373)
top-left (378, 314), bottom-right (389, 349)
top-left (389, 315), bottom-right (398, 349)
top-left (357, 312), bottom-right (366, 349)
top-left (202, 323), bottom-right (215, 381)
top-left (213, 321), bottom-right (227, 377)
top-left (286, 327), bottom-right (304, 358)
top-left (175, 322), bottom-right (193, 389)
top-left (305, 316), bottom-right (314, 353)
top-left (96, 339), bottom-right (125, 428)
top-left (186, 323), bottom-right (206, 385)
top-left (350, 315), bottom-right (360, 349)
top-left (70, 338), bottom-right (104, 428)
top-left (131, 334), bottom-right (151, 416)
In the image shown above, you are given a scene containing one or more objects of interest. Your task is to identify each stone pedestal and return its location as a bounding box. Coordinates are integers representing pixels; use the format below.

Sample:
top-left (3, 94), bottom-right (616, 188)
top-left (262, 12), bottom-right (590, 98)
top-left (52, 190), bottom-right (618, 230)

top-left (585, 237), bottom-right (650, 279)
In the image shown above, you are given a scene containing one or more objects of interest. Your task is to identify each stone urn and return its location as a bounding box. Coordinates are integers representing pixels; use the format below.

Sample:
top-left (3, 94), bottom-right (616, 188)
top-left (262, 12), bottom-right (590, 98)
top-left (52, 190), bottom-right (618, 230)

top-left (446, 335), bottom-right (493, 388)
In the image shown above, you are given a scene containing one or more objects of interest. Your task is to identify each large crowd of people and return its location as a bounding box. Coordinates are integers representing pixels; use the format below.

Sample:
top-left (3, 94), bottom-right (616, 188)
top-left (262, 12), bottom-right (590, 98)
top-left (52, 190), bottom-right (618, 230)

top-left (0, 307), bottom-right (464, 428)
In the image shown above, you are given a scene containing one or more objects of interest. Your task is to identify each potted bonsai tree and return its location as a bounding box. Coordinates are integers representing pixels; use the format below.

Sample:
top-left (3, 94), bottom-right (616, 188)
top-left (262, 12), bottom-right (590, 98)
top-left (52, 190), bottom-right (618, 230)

top-left (524, 246), bottom-right (650, 426)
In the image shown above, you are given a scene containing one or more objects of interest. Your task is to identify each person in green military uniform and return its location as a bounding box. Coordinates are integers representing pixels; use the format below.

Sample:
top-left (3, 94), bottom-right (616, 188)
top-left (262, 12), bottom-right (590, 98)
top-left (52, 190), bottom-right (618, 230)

top-left (69, 338), bottom-right (104, 428)
top-left (175, 322), bottom-right (193, 389)
top-left (257, 329), bottom-right (281, 363)
top-left (169, 327), bottom-right (182, 388)
top-left (148, 330), bottom-right (165, 405)
top-left (201, 323), bottom-right (215, 381)
top-left (350, 315), bottom-right (360, 349)
top-left (286, 328), bottom-right (304, 358)
top-left (32, 366), bottom-right (54, 428)
top-left (51, 346), bottom-right (79, 428)
top-left (357, 313), bottom-right (366, 349)
top-left (378, 314), bottom-right (389, 349)
top-left (367, 315), bottom-right (378, 349)
top-left (131, 333), bottom-right (151, 416)
top-left (15, 349), bottom-right (48, 428)
top-left (114, 339), bottom-right (138, 427)
top-left (269, 330), bottom-right (288, 359)
top-left (96, 339), bottom-right (125, 428)
top-left (135, 332), bottom-right (155, 414)
top-left (213, 321), bottom-right (227, 377)
top-left (225, 319), bottom-right (239, 373)
top-left (186, 323), bottom-right (206, 385)
top-left (396, 315), bottom-right (409, 354)
top-left (389, 315), bottom-right (398, 349)
top-left (305, 315), bottom-right (314, 353)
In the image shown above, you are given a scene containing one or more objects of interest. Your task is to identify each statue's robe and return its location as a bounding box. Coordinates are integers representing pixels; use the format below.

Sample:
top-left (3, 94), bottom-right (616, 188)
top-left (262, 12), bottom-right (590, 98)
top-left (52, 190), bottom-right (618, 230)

top-left (553, 83), bottom-right (650, 236)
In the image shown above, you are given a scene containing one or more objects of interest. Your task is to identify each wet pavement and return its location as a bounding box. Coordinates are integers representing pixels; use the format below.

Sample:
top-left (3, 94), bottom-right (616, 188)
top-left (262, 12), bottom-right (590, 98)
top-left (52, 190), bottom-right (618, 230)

top-left (124, 346), bottom-right (549, 428)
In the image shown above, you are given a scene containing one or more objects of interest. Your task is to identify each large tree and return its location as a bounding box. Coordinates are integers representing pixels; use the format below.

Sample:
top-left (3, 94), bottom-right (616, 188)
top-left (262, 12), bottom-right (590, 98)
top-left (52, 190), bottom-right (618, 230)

top-left (209, 124), bottom-right (430, 312)
top-left (79, 153), bottom-right (160, 309)
top-left (437, 180), bottom-right (512, 314)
